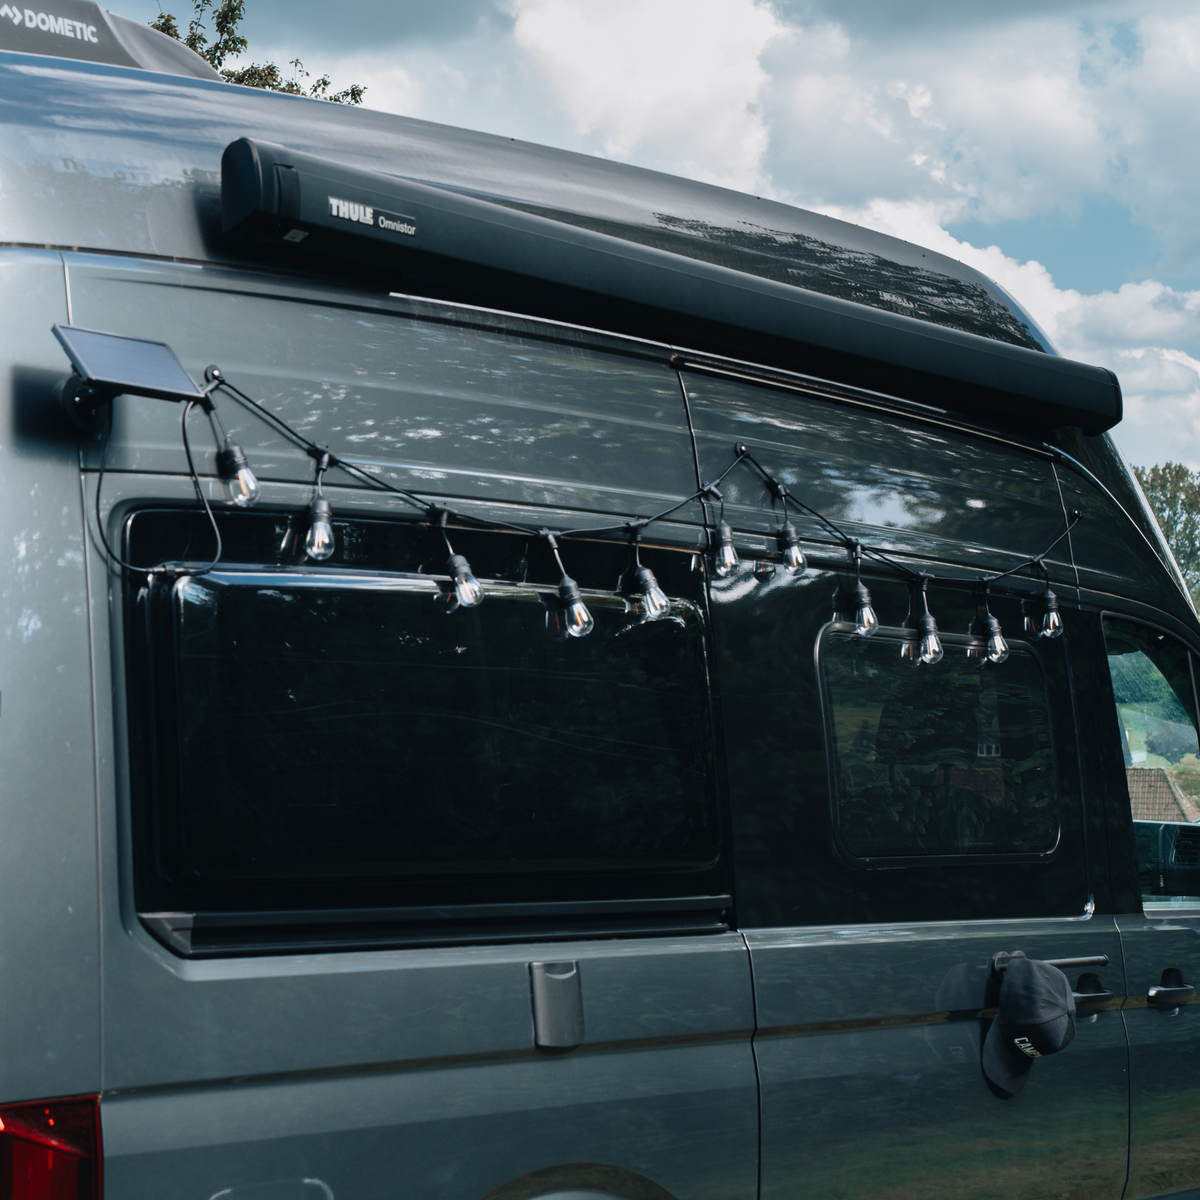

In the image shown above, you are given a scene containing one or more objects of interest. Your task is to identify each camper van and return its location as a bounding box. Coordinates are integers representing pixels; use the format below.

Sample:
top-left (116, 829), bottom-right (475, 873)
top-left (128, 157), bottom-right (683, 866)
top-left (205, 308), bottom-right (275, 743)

top-left (2, 8), bottom-right (1200, 1200)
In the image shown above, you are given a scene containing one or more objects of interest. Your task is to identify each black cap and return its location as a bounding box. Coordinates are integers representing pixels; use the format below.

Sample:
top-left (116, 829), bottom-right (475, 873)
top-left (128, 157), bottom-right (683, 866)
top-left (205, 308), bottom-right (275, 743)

top-left (982, 958), bottom-right (1076, 1096)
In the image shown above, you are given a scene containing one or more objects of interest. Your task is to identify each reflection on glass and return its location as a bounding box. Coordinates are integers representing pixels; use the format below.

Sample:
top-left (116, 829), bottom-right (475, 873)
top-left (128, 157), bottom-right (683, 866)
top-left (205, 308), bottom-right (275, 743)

top-left (824, 633), bottom-right (1058, 859)
top-left (1104, 618), bottom-right (1200, 901)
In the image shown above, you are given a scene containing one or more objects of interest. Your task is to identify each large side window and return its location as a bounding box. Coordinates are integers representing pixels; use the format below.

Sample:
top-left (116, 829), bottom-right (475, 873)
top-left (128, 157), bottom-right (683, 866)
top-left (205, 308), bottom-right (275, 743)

top-left (126, 511), bottom-right (726, 950)
top-left (823, 630), bottom-right (1058, 862)
top-left (1103, 617), bottom-right (1200, 904)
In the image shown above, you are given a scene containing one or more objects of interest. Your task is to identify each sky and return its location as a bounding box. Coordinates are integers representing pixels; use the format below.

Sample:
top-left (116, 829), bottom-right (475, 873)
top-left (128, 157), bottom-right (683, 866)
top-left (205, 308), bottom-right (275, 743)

top-left (120, 0), bottom-right (1200, 469)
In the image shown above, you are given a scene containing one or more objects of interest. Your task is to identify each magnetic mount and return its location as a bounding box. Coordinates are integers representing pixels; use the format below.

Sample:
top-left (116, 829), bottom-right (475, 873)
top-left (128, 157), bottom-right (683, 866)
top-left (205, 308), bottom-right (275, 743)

top-left (57, 373), bottom-right (113, 433)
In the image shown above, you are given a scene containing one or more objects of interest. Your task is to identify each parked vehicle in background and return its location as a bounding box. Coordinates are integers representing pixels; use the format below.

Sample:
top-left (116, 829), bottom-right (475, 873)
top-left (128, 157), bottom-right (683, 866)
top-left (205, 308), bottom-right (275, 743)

top-left (2, 10), bottom-right (1198, 1200)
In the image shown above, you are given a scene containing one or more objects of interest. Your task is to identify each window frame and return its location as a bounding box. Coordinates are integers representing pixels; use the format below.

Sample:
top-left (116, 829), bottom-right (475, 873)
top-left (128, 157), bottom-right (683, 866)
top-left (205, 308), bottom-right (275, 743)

top-left (1101, 610), bottom-right (1200, 910)
top-left (816, 621), bottom-right (1065, 869)
top-left (120, 505), bottom-right (736, 954)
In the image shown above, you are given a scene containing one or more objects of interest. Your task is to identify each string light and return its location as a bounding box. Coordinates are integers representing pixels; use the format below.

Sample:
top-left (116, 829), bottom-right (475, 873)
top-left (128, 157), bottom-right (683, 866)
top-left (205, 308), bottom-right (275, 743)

top-left (305, 451), bottom-right (335, 562)
top-left (74, 345), bottom-right (1088, 662)
top-left (848, 542), bottom-right (879, 637)
top-left (432, 508), bottom-right (483, 610)
top-left (198, 368), bottom-right (260, 508)
top-left (777, 520), bottom-right (805, 573)
top-left (542, 532), bottom-right (594, 639)
top-left (714, 520), bottom-right (739, 577)
top-left (617, 526), bottom-right (671, 621)
top-left (901, 577), bottom-right (943, 664)
top-left (215, 437), bottom-right (261, 508)
top-left (967, 592), bottom-right (1009, 664)
top-left (1040, 585), bottom-right (1063, 639)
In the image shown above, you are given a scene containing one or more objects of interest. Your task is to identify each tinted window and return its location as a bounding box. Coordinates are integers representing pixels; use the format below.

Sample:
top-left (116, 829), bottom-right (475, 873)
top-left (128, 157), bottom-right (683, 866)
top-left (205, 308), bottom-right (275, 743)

top-left (1103, 617), bottom-right (1200, 903)
top-left (127, 512), bottom-right (724, 916)
top-left (823, 631), bottom-right (1057, 862)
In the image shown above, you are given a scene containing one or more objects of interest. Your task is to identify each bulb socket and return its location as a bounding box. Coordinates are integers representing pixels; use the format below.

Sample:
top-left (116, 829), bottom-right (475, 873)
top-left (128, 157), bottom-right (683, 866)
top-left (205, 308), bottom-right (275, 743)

top-left (558, 574), bottom-right (583, 605)
top-left (309, 497), bottom-right (332, 522)
top-left (216, 437), bottom-right (249, 479)
top-left (446, 553), bottom-right (472, 579)
top-left (918, 611), bottom-right (939, 638)
top-left (850, 581), bottom-right (873, 608)
top-left (1042, 587), bottom-right (1059, 613)
top-left (716, 520), bottom-right (735, 550)
top-left (777, 521), bottom-right (800, 552)
top-left (619, 563), bottom-right (660, 597)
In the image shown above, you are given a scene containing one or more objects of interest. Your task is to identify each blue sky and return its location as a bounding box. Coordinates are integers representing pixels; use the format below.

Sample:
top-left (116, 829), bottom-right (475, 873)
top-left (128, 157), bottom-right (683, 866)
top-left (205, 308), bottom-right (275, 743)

top-left (121, 0), bottom-right (1200, 468)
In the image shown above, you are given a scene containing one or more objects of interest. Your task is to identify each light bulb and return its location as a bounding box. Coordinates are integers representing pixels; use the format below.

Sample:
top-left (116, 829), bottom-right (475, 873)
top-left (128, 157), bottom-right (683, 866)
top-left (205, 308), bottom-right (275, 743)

top-left (1040, 587), bottom-right (1063, 639)
top-left (850, 581), bottom-right (878, 637)
top-left (984, 614), bottom-right (1009, 664)
top-left (714, 521), bottom-right (739, 577)
top-left (446, 553), bottom-right (483, 608)
top-left (917, 612), bottom-right (944, 665)
top-left (216, 437), bottom-right (260, 508)
top-left (618, 564), bottom-right (670, 620)
top-left (305, 497), bottom-right (335, 561)
top-left (557, 575), bottom-right (594, 638)
top-left (777, 521), bottom-right (805, 573)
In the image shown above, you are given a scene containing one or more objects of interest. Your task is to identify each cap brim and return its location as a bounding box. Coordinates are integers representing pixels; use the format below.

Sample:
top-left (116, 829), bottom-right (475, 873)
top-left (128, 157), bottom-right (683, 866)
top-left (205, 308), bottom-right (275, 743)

top-left (982, 1019), bottom-right (1034, 1096)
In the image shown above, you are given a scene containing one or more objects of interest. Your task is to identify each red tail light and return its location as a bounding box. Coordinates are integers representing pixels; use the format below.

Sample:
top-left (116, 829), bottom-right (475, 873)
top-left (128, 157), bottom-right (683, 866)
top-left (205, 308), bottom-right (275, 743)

top-left (0, 1097), bottom-right (100, 1200)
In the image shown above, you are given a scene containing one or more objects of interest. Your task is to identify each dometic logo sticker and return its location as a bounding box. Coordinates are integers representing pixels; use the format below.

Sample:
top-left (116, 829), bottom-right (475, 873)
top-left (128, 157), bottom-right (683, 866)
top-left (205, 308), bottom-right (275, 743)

top-left (0, 5), bottom-right (99, 39)
top-left (328, 196), bottom-right (417, 238)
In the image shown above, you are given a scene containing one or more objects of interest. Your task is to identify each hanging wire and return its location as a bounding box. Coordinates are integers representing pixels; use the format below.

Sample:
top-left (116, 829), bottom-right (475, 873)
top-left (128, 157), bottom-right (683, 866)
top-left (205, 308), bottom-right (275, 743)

top-left (97, 366), bottom-right (1086, 622)
top-left (177, 398), bottom-right (224, 575)
top-left (91, 397), bottom-right (223, 578)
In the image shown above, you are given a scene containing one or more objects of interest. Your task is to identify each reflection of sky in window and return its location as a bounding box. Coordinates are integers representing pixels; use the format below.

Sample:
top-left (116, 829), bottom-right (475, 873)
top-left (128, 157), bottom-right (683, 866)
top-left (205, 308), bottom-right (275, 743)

top-left (843, 487), bottom-right (945, 529)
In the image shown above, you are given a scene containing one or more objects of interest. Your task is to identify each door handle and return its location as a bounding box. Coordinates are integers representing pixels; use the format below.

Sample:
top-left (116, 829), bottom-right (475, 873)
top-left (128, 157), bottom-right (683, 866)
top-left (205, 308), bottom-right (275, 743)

top-left (1148, 985), bottom-right (1194, 1004)
top-left (1072, 989), bottom-right (1115, 1005)
top-left (1149, 968), bottom-right (1195, 1013)
top-left (1072, 971), bottom-right (1114, 1022)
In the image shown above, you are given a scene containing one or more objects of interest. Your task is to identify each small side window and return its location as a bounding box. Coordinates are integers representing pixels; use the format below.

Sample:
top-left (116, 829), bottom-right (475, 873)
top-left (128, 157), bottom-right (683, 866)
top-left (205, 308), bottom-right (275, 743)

top-left (1103, 617), bottom-right (1200, 904)
top-left (821, 630), bottom-right (1059, 863)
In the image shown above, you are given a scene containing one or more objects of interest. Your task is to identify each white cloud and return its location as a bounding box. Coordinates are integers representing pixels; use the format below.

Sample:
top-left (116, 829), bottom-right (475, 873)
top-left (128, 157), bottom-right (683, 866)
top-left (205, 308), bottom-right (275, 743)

top-left (253, 0), bottom-right (1200, 468)
top-left (815, 197), bottom-right (1200, 467)
top-left (509, 0), bottom-right (783, 190)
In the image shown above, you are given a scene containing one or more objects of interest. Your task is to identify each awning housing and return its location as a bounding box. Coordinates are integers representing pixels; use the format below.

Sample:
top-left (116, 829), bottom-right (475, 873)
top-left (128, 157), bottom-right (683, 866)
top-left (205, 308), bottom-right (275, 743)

top-left (222, 137), bottom-right (1122, 437)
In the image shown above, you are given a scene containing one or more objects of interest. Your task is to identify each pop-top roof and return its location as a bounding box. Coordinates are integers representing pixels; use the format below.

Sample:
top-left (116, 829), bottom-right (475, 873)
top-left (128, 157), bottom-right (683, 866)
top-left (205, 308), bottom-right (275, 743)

top-left (0, 0), bottom-right (217, 78)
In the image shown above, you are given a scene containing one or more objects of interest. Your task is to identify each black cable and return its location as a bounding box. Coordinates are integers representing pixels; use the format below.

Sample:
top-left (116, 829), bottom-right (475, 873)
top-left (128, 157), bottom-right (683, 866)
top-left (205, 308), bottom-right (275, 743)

top-left (178, 398), bottom-right (223, 575)
top-left (981, 509), bottom-right (1082, 589)
top-left (92, 399), bottom-right (223, 578)
top-left (92, 426), bottom-right (152, 576)
top-left (217, 379), bottom-right (429, 513)
top-left (209, 373), bottom-right (1077, 608)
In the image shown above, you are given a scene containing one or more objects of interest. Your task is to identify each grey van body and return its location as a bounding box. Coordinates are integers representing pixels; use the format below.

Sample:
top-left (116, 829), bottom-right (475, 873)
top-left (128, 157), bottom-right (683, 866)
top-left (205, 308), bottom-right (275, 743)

top-left (1, 38), bottom-right (1200, 1200)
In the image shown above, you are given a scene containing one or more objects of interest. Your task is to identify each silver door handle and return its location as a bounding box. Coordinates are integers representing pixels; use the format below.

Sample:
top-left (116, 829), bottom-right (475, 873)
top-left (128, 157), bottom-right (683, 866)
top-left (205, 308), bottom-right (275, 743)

top-left (1148, 984), bottom-right (1195, 1005)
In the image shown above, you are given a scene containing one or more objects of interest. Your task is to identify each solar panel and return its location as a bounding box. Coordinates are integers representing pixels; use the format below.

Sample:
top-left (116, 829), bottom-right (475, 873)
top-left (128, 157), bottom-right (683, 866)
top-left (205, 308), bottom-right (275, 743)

top-left (52, 325), bottom-right (204, 403)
